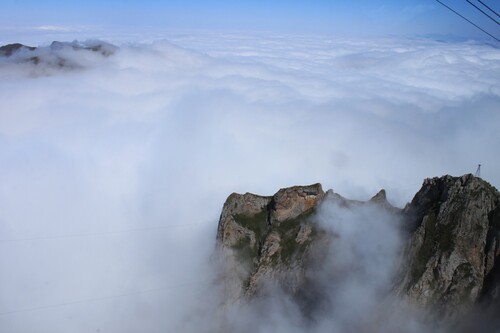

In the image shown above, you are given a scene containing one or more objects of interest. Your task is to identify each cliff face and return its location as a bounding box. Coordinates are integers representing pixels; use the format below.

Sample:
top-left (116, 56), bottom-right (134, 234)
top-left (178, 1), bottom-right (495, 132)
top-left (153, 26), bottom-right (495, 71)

top-left (395, 174), bottom-right (500, 314)
top-left (216, 184), bottom-right (324, 300)
top-left (216, 174), bottom-right (500, 318)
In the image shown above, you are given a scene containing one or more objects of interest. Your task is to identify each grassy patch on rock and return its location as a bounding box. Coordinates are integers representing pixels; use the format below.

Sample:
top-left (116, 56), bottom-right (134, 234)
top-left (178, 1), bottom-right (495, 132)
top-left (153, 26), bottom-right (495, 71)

top-left (275, 208), bottom-right (317, 263)
top-left (233, 209), bottom-right (269, 241)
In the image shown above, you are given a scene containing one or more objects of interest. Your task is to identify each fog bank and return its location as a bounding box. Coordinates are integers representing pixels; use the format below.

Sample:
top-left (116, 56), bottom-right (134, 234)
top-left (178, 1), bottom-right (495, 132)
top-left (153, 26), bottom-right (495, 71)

top-left (0, 34), bottom-right (499, 332)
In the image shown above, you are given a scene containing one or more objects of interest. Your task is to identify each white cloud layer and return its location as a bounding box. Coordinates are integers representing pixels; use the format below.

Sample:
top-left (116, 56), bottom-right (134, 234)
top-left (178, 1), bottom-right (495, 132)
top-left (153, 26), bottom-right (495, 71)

top-left (0, 34), bottom-right (499, 332)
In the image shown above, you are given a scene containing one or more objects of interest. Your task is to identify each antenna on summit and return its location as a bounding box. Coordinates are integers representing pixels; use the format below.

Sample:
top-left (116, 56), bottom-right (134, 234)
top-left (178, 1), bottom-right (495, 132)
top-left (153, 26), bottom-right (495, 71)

top-left (475, 164), bottom-right (481, 178)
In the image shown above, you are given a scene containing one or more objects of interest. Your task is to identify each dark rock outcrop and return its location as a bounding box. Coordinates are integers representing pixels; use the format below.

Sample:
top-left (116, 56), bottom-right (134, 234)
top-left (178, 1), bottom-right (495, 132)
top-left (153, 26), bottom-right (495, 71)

top-left (395, 174), bottom-right (500, 315)
top-left (216, 174), bottom-right (500, 320)
top-left (0, 43), bottom-right (36, 57)
top-left (0, 40), bottom-right (117, 71)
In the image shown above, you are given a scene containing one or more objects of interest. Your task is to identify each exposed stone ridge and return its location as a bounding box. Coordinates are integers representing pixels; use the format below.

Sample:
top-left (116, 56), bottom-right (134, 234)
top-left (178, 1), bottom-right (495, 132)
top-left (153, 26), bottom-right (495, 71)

top-left (216, 183), bottom-right (324, 248)
top-left (216, 183), bottom-right (402, 302)
top-left (321, 188), bottom-right (400, 213)
top-left (217, 174), bottom-right (500, 320)
top-left (370, 189), bottom-right (387, 202)
top-left (217, 174), bottom-right (500, 322)
top-left (395, 174), bottom-right (500, 314)
top-left (216, 184), bottom-right (325, 301)
top-left (269, 183), bottom-right (324, 223)
top-left (216, 192), bottom-right (272, 248)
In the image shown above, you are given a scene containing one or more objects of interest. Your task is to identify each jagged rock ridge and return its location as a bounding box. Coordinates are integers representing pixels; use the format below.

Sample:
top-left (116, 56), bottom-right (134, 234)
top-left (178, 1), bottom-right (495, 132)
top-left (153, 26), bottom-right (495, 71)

top-left (394, 174), bottom-right (500, 315)
top-left (216, 182), bottom-right (400, 304)
top-left (0, 43), bottom-right (36, 57)
top-left (216, 184), bottom-right (325, 300)
top-left (216, 174), bottom-right (500, 319)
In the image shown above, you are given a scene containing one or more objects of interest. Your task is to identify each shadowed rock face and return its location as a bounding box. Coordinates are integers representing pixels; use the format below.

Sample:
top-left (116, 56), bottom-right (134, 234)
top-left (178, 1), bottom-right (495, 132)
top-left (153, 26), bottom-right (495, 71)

top-left (395, 174), bottom-right (500, 315)
top-left (0, 43), bottom-right (36, 57)
top-left (216, 174), bottom-right (500, 320)
top-left (47, 41), bottom-right (116, 57)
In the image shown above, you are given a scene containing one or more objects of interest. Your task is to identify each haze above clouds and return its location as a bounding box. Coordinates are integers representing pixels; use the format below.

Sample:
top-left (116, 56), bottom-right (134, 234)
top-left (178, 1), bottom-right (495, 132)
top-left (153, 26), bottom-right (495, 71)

top-left (0, 34), bottom-right (499, 332)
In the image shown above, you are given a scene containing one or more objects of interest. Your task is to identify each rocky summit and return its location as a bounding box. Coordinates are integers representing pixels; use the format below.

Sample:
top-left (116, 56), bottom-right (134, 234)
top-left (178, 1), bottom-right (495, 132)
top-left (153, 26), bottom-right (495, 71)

top-left (216, 183), bottom-right (325, 300)
top-left (216, 174), bottom-right (500, 323)
top-left (394, 174), bottom-right (500, 315)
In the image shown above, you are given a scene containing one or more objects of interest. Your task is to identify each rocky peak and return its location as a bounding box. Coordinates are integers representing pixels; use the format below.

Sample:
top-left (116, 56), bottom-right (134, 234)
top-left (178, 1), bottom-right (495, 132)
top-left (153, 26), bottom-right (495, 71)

top-left (268, 183), bottom-right (324, 223)
top-left (395, 174), bottom-right (500, 314)
top-left (0, 43), bottom-right (36, 57)
top-left (370, 189), bottom-right (387, 202)
top-left (369, 188), bottom-right (402, 213)
top-left (216, 192), bottom-right (271, 248)
top-left (216, 183), bottom-right (402, 302)
top-left (216, 184), bottom-right (324, 301)
top-left (216, 184), bottom-right (324, 248)
top-left (216, 174), bottom-right (500, 322)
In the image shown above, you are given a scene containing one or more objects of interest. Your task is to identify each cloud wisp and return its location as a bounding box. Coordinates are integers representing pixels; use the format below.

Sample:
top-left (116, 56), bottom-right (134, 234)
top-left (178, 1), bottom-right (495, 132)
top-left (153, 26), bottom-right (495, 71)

top-left (215, 198), bottom-right (442, 333)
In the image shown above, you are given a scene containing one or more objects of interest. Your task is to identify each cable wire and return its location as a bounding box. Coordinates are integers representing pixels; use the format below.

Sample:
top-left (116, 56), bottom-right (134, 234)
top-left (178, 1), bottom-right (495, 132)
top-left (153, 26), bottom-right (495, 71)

top-left (477, 0), bottom-right (500, 18)
top-left (466, 0), bottom-right (500, 25)
top-left (433, 0), bottom-right (500, 42)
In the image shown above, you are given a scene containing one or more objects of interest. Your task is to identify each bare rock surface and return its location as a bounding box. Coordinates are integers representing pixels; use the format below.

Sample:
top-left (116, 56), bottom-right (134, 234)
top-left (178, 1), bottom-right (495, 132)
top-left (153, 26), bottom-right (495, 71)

top-left (215, 182), bottom-right (400, 303)
top-left (216, 184), bottom-right (324, 301)
top-left (216, 174), bottom-right (500, 321)
top-left (395, 174), bottom-right (500, 315)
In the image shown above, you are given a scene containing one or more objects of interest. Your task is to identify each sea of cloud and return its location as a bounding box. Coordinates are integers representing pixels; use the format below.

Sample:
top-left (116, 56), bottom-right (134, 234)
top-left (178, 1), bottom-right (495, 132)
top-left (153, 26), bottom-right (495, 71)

top-left (0, 33), bottom-right (499, 332)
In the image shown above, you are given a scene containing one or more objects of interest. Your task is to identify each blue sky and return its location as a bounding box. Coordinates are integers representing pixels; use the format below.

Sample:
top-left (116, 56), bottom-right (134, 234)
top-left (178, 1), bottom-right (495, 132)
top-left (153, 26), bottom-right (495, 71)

top-left (0, 0), bottom-right (499, 39)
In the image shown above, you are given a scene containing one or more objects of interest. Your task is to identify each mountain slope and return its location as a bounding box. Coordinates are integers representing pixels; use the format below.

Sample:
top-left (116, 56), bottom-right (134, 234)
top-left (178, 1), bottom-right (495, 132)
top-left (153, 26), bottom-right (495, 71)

top-left (216, 174), bottom-right (500, 322)
top-left (395, 174), bottom-right (500, 314)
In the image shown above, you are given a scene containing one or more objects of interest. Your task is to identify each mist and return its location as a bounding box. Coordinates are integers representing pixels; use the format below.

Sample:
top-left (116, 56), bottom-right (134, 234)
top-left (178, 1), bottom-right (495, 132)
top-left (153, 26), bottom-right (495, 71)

top-left (215, 197), bottom-right (443, 333)
top-left (0, 34), bottom-right (499, 332)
